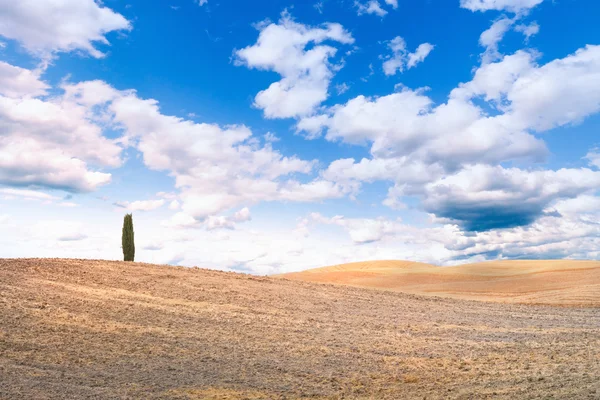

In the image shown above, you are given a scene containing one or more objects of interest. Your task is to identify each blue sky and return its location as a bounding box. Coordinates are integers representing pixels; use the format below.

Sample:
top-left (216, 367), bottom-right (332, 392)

top-left (0, 0), bottom-right (599, 273)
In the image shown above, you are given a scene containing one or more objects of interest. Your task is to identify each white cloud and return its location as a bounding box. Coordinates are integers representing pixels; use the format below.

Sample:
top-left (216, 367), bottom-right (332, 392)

top-left (504, 45), bottom-right (600, 132)
top-left (307, 197), bottom-right (600, 266)
top-left (30, 220), bottom-right (87, 242)
top-left (205, 215), bottom-right (236, 231)
top-left (382, 37), bottom-right (434, 75)
top-left (163, 212), bottom-right (198, 228)
top-left (295, 114), bottom-right (331, 139)
top-left (311, 213), bottom-right (403, 243)
top-left (3, 195), bottom-right (599, 273)
top-left (407, 43), bottom-right (435, 69)
top-left (315, 45), bottom-right (600, 163)
top-left (264, 132), bottom-right (280, 142)
top-left (0, 188), bottom-right (58, 201)
top-left (206, 207), bottom-right (252, 230)
top-left (515, 21), bottom-right (540, 40)
top-left (196, 0), bottom-right (208, 5)
top-left (335, 82), bottom-right (350, 95)
top-left (0, 70), bottom-right (121, 193)
top-left (356, 1), bottom-right (387, 17)
top-left (157, 191), bottom-right (178, 200)
top-left (143, 242), bottom-right (164, 251)
top-left (479, 17), bottom-right (514, 64)
top-left (59, 79), bottom-right (351, 225)
top-left (57, 232), bottom-right (88, 241)
top-left (168, 200), bottom-right (181, 210)
top-left (0, 188), bottom-right (78, 208)
top-left (382, 36), bottom-right (406, 75)
top-left (384, 0), bottom-right (398, 8)
top-left (114, 199), bottom-right (166, 211)
top-left (418, 165), bottom-right (600, 231)
top-left (308, 86), bottom-right (545, 167)
top-left (0, 0), bottom-right (131, 59)
top-left (233, 207), bottom-right (251, 222)
top-left (585, 149), bottom-right (600, 169)
top-left (58, 201), bottom-right (79, 207)
top-left (301, 45), bottom-right (600, 233)
top-left (478, 18), bottom-right (539, 64)
top-left (460, 0), bottom-right (544, 13)
top-left (235, 12), bottom-right (353, 118)
top-left (0, 61), bottom-right (49, 98)
top-left (451, 49), bottom-right (535, 102)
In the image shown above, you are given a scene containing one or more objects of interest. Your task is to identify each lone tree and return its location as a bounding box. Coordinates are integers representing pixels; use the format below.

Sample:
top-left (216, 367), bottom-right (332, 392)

top-left (122, 213), bottom-right (135, 262)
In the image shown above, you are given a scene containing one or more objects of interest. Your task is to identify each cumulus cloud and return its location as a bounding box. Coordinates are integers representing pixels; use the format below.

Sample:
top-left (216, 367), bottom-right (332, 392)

top-left (313, 45), bottom-right (600, 163)
top-left (0, 0), bottom-right (131, 59)
top-left (307, 86), bottom-right (546, 166)
top-left (479, 17), bottom-right (514, 63)
top-left (263, 132), bottom-right (280, 142)
top-left (301, 45), bottom-right (600, 231)
top-left (502, 45), bottom-right (600, 131)
top-left (356, 1), bottom-right (388, 17)
top-left (382, 37), bottom-right (434, 75)
top-left (30, 220), bottom-right (87, 242)
top-left (407, 43), bottom-right (435, 69)
top-left (0, 63), bottom-right (351, 212)
top-left (143, 242), bottom-right (164, 251)
top-left (114, 199), bottom-right (166, 211)
top-left (451, 49), bottom-right (535, 101)
top-left (235, 12), bottom-right (353, 119)
top-left (308, 198), bottom-right (600, 265)
top-left (0, 61), bottom-right (49, 97)
top-left (478, 18), bottom-right (540, 64)
top-left (515, 21), bottom-right (539, 40)
top-left (0, 188), bottom-right (58, 201)
top-left (441, 202), bottom-right (600, 261)
top-left (60, 80), bottom-right (352, 226)
top-left (311, 213), bottom-right (404, 243)
top-left (460, 0), bottom-right (544, 13)
top-left (419, 165), bottom-right (600, 231)
top-left (0, 69), bottom-right (121, 193)
top-left (585, 149), bottom-right (600, 169)
top-left (206, 207), bottom-right (252, 230)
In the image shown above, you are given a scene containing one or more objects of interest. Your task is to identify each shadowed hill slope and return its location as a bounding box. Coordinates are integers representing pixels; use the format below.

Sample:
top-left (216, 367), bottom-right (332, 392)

top-left (276, 260), bottom-right (600, 306)
top-left (1, 258), bottom-right (599, 399)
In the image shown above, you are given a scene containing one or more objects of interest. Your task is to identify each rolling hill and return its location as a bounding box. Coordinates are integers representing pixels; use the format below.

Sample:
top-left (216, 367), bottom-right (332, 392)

top-left (276, 259), bottom-right (600, 306)
top-left (1, 258), bottom-right (599, 399)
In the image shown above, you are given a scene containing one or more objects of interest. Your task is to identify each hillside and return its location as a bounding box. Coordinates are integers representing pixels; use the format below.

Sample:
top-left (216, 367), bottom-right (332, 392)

top-left (1, 258), bottom-right (599, 399)
top-left (277, 259), bottom-right (600, 306)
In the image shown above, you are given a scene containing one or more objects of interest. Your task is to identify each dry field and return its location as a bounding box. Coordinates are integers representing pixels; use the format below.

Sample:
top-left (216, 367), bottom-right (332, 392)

top-left (1, 258), bottom-right (599, 399)
top-left (277, 260), bottom-right (600, 306)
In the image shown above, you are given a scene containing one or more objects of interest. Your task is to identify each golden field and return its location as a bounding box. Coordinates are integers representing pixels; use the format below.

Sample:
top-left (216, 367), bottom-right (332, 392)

top-left (277, 259), bottom-right (600, 306)
top-left (1, 258), bottom-right (599, 399)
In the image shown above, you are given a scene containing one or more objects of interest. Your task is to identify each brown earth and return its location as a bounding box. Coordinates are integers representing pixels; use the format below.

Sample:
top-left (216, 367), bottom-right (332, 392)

top-left (277, 260), bottom-right (600, 306)
top-left (1, 258), bottom-right (599, 399)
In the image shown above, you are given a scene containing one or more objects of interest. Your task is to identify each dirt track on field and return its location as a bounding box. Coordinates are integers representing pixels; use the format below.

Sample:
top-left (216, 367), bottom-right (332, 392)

top-left (1, 258), bottom-right (599, 399)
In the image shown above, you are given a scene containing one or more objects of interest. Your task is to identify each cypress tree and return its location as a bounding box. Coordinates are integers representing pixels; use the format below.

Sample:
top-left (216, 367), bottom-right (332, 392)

top-left (122, 213), bottom-right (135, 262)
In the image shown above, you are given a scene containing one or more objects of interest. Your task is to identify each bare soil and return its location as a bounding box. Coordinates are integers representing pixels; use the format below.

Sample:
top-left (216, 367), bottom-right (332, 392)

top-left (1, 258), bottom-right (599, 399)
top-left (277, 260), bottom-right (600, 306)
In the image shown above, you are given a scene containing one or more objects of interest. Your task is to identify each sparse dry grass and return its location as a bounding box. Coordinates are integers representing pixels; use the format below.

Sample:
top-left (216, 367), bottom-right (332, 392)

top-left (1, 258), bottom-right (599, 399)
top-left (277, 259), bottom-right (600, 306)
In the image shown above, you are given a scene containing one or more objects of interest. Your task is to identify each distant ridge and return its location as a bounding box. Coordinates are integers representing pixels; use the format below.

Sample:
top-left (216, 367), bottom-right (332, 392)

top-left (276, 259), bottom-right (600, 306)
